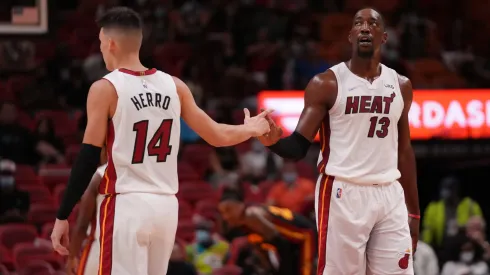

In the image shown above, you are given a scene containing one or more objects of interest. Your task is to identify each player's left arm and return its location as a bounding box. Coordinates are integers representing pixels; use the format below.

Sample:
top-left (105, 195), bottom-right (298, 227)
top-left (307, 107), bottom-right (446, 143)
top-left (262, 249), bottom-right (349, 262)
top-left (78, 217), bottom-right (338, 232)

top-left (56, 80), bottom-right (114, 220)
top-left (397, 75), bottom-right (420, 251)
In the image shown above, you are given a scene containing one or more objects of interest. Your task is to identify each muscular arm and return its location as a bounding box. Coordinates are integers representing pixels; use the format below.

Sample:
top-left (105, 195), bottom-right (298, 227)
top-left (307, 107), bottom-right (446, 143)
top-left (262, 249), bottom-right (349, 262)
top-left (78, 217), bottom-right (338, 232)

top-left (175, 76), bottom-right (256, 147)
top-left (57, 80), bottom-right (114, 220)
top-left (266, 71), bottom-right (337, 160)
top-left (397, 75), bottom-right (419, 215)
top-left (69, 171), bottom-right (102, 256)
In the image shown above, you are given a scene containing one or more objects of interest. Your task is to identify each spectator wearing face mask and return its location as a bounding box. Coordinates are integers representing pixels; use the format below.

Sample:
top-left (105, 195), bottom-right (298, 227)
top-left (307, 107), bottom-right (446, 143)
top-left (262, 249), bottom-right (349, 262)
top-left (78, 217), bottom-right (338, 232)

top-left (266, 161), bottom-right (314, 213)
top-left (186, 221), bottom-right (229, 275)
top-left (441, 237), bottom-right (489, 275)
top-left (0, 159), bottom-right (30, 224)
top-left (422, 176), bottom-right (483, 250)
top-left (168, 242), bottom-right (198, 275)
top-left (241, 139), bottom-right (283, 184)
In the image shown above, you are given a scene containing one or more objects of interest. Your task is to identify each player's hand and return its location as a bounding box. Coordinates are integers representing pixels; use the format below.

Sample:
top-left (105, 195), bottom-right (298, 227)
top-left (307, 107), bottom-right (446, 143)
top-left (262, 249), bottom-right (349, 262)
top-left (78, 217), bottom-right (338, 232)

top-left (51, 219), bottom-right (70, 256)
top-left (244, 108), bottom-right (273, 137)
top-left (408, 217), bottom-right (419, 254)
top-left (256, 109), bottom-right (283, 146)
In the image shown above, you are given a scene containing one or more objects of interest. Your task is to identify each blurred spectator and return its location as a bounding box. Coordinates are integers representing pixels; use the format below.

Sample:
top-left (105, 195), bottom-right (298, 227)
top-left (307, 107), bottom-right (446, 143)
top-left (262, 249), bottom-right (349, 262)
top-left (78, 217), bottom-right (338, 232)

top-left (422, 176), bottom-right (483, 249)
top-left (180, 118), bottom-right (201, 144)
top-left (241, 139), bottom-right (283, 183)
top-left (35, 117), bottom-right (65, 164)
top-left (208, 147), bottom-right (240, 186)
top-left (294, 40), bottom-right (330, 88)
top-left (414, 240), bottom-right (439, 275)
top-left (465, 216), bottom-right (490, 261)
top-left (0, 102), bottom-right (39, 165)
top-left (186, 220), bottom-right (229, 275)
top-left (168, 242), bottom-right (198, 275)
top-left (0, 40), bottom-right (35, 71)
top-left (440, 237), bottom-right (489, 275)
top-left (0, 160), bottom-right (29, 224)
top-left (246, 27), bottom-right (281, 85)
top-left (266, 161), bottom-right (314, 212)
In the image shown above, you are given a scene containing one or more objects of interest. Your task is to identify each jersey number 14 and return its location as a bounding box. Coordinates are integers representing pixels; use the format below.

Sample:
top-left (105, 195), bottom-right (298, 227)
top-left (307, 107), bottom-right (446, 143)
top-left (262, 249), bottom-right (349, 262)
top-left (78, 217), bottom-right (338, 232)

top-left (132, 119), bottom-right (173, 163)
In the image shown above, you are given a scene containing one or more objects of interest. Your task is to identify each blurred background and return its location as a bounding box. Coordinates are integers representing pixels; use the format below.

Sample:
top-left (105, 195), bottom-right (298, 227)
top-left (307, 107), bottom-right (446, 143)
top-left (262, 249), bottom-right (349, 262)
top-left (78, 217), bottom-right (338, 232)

top-left (1, 0), bottom-right (490, 274)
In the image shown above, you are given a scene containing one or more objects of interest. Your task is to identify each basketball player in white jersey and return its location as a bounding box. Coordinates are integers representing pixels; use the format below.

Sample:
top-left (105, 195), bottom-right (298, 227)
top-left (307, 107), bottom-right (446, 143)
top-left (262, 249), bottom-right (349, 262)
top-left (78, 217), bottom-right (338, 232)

top-left (66, 163), bottom-right (106, 275)
top-left (256, 8), bottom-right (419, 275)
top-left (51, 7), bottom-right (272, 275)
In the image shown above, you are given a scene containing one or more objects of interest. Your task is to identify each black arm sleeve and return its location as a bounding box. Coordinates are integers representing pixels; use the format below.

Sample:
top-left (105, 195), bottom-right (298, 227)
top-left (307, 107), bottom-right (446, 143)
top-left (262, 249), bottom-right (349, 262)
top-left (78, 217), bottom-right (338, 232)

top-left (267, 131), bottom-right (311, 161)
top-left (57, 143), bottom-right (101, 220)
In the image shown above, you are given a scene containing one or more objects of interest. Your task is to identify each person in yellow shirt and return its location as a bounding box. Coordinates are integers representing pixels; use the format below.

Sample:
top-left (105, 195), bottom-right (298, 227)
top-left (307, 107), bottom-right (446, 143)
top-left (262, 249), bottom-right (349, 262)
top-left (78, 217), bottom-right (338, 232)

top-left (422, 176), bottom-right (484, 250)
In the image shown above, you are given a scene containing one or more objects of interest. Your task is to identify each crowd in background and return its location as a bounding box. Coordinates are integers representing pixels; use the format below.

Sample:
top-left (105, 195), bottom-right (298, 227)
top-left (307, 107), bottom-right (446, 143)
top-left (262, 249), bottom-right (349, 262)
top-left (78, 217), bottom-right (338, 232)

top-left (1, 0), bottom-right (490, 274)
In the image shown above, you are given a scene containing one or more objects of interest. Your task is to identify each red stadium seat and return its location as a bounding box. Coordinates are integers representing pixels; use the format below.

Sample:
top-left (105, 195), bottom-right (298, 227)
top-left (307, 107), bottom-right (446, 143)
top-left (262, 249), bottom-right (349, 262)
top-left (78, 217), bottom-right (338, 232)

top-left (180, 144), bottom-right (213, 176)
top-left (0, 245), bottom-right (13, 270)
top-left (0, 224), bottom-right (37, 250)
top-left (296, 161), bottom-right (316, 180)
top-left (53, 185), bottom-right (66, 206)
top-left (178, 182), bottom-right (217, 204)
top-left (179, 200), bottom-right (194, 220)
top-left (242, 182), bottom-right (267, 204)
top-left (195, 200), bottom-right (218, 220)
top-left (0, 263), bottom-right (9, 275)
top-left (178, 162), bottom-right (200, 180)
top-left (176, 220), bottom-right (195, 242)
top-left (14, 165), bottom-right (37, 180)
top-left (212, 265), bottom-right (242, 275)
top-left (28, 204), bottom-right (58, 226)
top-left (17, 260), bottom-right (55, 275)
top-left (38, 164), bottom-right (70, 190)
top-left (12, 243), bottom-right (62, 270)
top-left (18, 185), bottom-right (54, 205)
top-left (65, 144), bottom-right (81, 165)
top-left (40, 222), bottom-right (54, 239)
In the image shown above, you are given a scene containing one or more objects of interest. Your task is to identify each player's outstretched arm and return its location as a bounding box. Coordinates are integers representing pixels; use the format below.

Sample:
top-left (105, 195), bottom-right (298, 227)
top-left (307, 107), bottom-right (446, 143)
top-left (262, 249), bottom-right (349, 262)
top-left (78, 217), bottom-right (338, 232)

top-left (258, 71), bottom-right (338, 160)
top-left (397, 74), bottom-right (420, 252)
top-left (174, 76), bottom-right (272, 147)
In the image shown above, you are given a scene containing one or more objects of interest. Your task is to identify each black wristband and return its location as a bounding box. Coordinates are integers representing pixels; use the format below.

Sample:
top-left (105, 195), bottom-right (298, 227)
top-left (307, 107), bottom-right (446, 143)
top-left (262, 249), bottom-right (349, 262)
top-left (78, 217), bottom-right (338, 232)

top-left (267, 131), bottom-right (311, 160)
top-left (57, 143), bottom-right (102, 220)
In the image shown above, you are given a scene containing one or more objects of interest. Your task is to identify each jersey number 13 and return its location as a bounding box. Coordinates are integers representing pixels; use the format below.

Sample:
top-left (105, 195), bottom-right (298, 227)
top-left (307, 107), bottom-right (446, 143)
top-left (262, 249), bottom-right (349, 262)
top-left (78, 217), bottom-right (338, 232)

top-left (131, 119), bottom-right (173, 164)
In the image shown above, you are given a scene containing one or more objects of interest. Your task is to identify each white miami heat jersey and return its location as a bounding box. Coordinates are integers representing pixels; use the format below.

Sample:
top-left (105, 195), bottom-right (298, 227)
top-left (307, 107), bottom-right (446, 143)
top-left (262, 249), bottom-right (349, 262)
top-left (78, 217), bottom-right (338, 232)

top-left (99, 68), bottom-right (181, 195)
top-left (317, 62), bottom-right (404, 185)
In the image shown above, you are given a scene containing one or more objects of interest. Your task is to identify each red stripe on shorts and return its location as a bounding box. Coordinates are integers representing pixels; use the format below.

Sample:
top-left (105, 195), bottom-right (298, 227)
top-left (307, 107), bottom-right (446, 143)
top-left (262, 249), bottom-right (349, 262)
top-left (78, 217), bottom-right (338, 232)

top-left (99, 119), bottom-right (117, 195)
top-left (316, 175), bottom-right (334, 275)
top-left (98, 195), bottom-right (116, 275)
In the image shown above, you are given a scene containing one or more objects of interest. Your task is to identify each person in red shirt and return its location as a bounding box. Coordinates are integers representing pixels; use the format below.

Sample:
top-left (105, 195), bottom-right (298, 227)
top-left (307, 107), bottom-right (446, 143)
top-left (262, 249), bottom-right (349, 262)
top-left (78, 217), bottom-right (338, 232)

top-left (266, 161), bottom-right (315, 213)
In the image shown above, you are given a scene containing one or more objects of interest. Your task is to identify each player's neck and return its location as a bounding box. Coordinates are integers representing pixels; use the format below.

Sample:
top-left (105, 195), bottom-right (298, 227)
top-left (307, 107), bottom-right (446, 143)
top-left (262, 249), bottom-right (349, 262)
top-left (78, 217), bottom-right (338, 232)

top-left (348, 57), bottom-right (381, 79)
top-left (113, 53), bottom-right (147, 72)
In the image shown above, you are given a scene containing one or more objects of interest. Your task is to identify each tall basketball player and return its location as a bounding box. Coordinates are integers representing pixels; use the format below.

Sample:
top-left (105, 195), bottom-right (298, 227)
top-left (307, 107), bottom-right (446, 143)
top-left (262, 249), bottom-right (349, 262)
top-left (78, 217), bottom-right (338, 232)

top-left (51, 7), bottom-right (272, 275)
top-left (255, 8), bottom-right (419, 275)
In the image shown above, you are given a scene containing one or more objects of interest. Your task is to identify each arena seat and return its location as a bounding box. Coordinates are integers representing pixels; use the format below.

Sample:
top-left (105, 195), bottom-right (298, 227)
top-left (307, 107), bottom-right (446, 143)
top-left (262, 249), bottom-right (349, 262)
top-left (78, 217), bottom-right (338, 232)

top-left (14, 165), bottom-right (37, 180)
top-left (40, 222), bottom-right (54, 240)
top-left (178, 200), bottom-right (194, 220)
top-left (0, 245), bottom-right (13, 271)
top-left (28, 204), bottom-right (58, 226)
top-left (18, 185), bottom-right (54, 205)
top-left (176, 220), bottom-right (195, 243)
top-left (0, 224), bottom-right (38, 250)
top-left (38, 164), bottom-right (70, 190)
top-left (52, 185), bottom-right (66, 206)
top-left (178, 181), bottom-right (217, 204)
top-left (195, 200), bottom-right (219, 220)
top-left (212, 265), bottom-right (242, 275)
top-left (17, 260), bottom-right (54, 275)
top-left (0, 263), bottom-right (10, 275)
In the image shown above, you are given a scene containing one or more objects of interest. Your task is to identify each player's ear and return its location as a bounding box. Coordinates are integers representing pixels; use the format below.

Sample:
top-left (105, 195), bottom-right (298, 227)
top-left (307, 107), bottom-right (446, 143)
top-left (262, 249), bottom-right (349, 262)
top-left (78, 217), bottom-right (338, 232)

top-left (381, 31), bottom-right (388, 44)
top-left (108, 38), bottom-right (117, 51)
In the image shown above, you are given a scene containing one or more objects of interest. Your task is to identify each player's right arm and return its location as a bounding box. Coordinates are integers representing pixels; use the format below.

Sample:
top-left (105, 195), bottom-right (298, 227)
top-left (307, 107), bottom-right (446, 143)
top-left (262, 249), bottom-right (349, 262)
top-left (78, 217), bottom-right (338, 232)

top-left (174, 76), bottom-right (272, 147)
top-left (258, 71), bottom-right (338, 160)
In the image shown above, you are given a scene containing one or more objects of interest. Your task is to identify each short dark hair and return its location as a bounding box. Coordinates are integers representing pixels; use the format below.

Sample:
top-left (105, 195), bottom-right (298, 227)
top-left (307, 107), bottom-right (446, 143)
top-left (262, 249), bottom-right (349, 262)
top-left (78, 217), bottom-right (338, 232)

top-left (96, 7), bottom-right (143, 30)
top-left (220, 189), bottom-right (244, 202)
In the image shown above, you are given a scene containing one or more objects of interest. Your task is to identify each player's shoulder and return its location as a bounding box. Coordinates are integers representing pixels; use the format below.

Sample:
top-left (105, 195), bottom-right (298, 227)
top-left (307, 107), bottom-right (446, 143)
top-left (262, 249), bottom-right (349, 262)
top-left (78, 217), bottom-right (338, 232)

top-left (381, 64), bottom-right (412, 89)
top-left (308, 70), bottom-right (337, 91)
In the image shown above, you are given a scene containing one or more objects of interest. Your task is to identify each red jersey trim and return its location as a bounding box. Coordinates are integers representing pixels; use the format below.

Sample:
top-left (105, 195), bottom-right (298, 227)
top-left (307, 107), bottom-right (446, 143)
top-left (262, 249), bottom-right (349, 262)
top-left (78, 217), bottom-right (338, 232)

top-left (119, 68), bottom-right (157, 76)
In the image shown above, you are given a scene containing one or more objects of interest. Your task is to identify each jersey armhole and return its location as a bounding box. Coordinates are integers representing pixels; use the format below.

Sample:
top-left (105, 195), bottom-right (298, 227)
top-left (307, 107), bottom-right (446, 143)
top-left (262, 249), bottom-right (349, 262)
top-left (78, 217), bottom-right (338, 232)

top-left (391, 69), bottom-right (405, 107)
top-left (101, 76), bottom-right (120, 121)
top-left (163, 72), bottom-right (181, 114)
top-left (328, 68), bottom-right (343, 115)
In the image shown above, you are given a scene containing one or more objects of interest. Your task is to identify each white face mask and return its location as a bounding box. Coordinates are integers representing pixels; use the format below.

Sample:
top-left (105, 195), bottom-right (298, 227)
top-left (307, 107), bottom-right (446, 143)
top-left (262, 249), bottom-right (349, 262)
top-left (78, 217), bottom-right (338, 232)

top-left (460, 251), bottom-right (474, 263)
